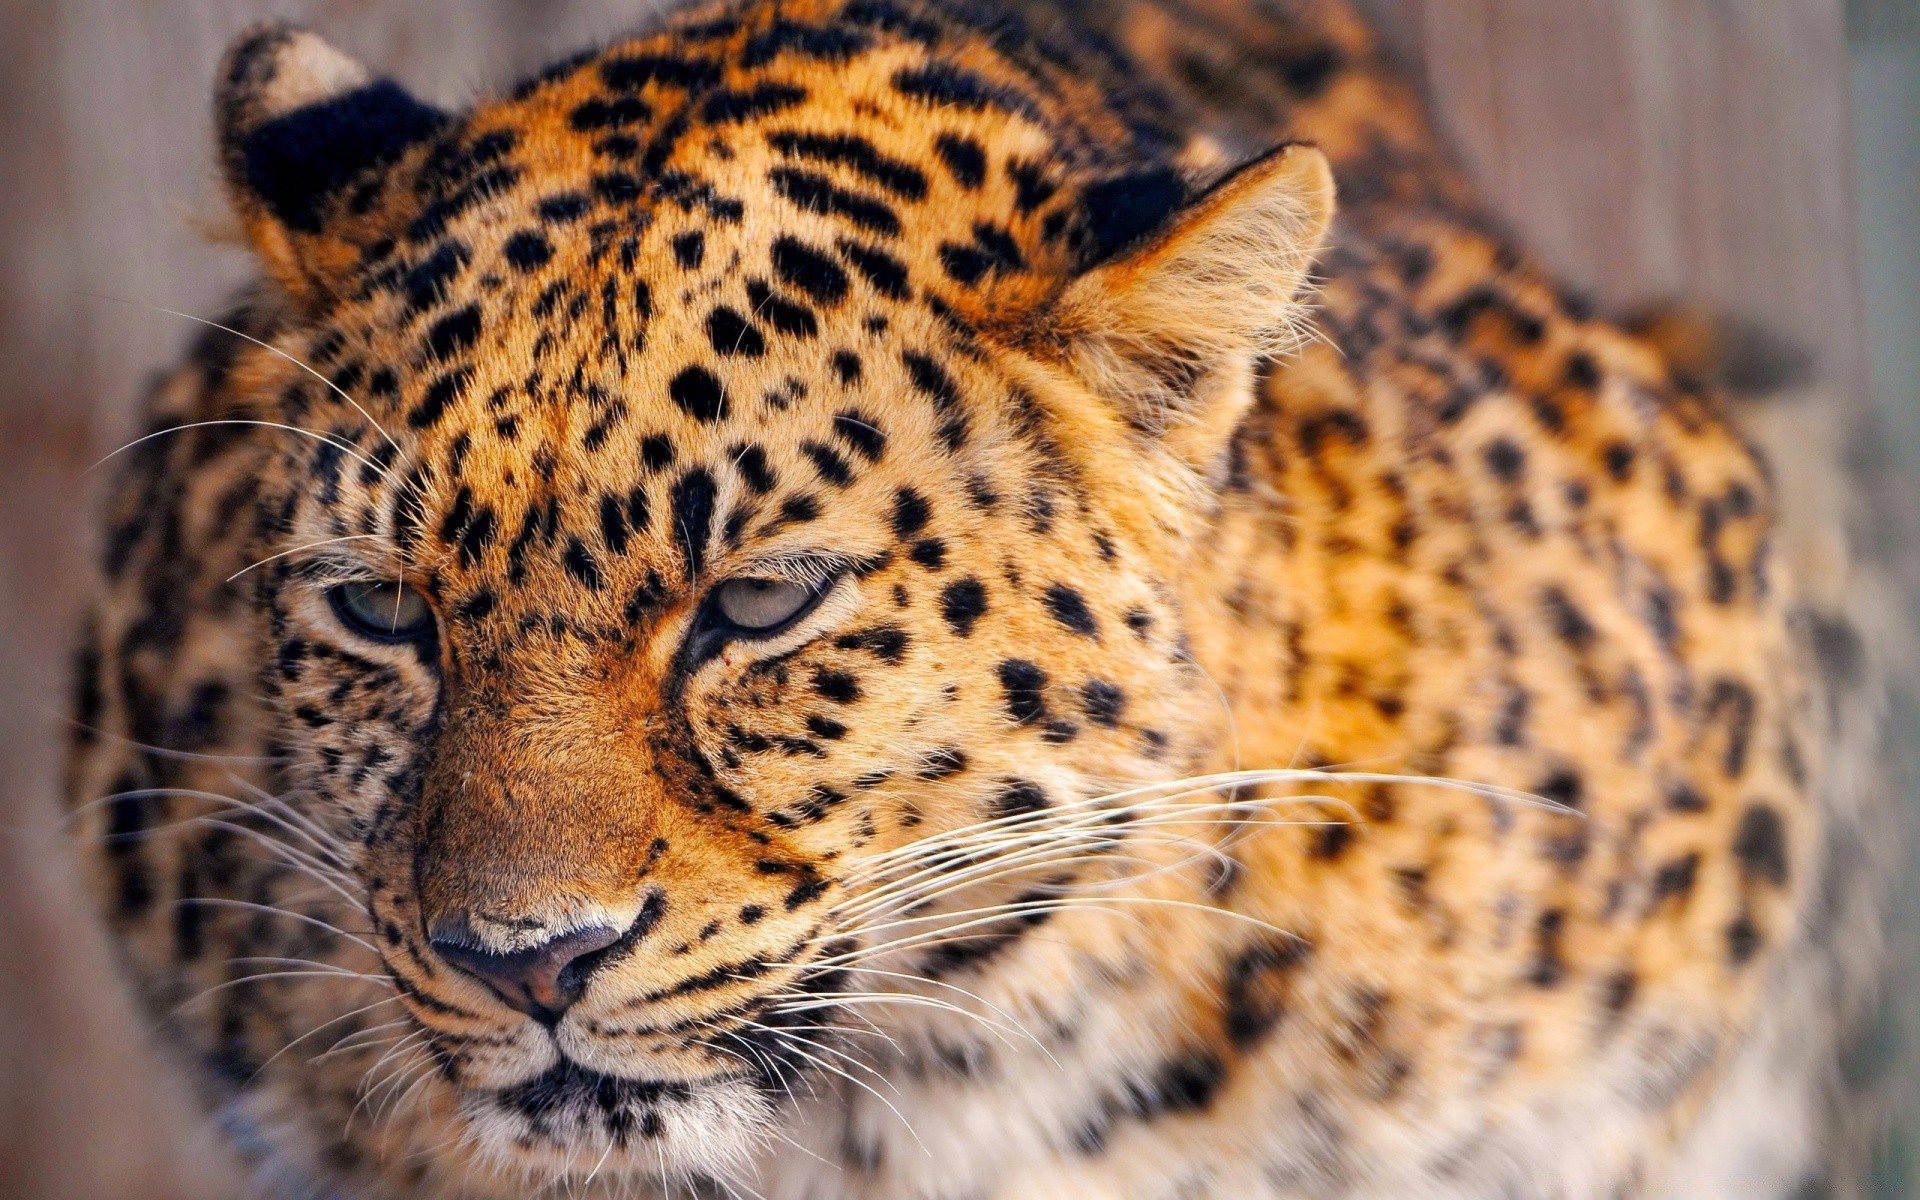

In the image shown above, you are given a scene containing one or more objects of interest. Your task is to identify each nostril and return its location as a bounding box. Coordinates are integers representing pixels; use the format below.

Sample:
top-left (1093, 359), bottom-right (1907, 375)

top-left (429, 923), bottom-right (622, 1024)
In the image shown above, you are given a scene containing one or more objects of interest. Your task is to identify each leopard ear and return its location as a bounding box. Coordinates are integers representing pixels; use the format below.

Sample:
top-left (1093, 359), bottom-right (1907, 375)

top-left (1054, 144), bottom-right (1334, 475)
top-left (216, 25), bottom-right (447, 304)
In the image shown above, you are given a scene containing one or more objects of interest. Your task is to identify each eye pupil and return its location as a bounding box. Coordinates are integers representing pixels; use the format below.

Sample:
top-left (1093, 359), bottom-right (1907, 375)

top-left (330, 581), bottom-right (435, 642)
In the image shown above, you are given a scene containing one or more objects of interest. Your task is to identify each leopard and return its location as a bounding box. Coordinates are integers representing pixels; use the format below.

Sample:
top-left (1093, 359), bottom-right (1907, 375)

top-left (64, 0), bottom-right (1901, 1196)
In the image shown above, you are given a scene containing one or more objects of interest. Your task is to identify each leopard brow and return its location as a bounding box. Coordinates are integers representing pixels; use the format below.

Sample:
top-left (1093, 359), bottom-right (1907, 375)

top-left (283, 543), bottom-right (408, 586)
top-left (734, 549), bottom-right (881, 589)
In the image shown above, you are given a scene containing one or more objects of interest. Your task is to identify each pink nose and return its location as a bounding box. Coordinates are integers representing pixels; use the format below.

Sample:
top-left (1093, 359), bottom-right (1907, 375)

top-left (429, 923), bottom-right (623, 1024)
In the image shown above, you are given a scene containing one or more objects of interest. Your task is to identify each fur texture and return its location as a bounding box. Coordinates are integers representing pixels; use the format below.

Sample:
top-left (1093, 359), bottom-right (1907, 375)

top-left (67, 1), bottom-right (1893, 1197)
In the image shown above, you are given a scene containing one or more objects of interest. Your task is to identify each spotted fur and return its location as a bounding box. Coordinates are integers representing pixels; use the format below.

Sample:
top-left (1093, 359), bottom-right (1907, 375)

top-left (68, 1), bottom-right (1889, 1197)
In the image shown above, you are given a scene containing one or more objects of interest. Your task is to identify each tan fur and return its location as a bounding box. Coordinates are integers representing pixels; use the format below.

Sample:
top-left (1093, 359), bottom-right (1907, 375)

top-left (66, 1), bottom-right (1879, 1197)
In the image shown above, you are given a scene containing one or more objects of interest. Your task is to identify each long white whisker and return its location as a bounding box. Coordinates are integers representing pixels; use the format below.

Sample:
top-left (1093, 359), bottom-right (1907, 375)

top-left (227, 533), bottom-right (384, 582)
top-left (172, 897), bottom-right (379, 954)
top-left (89, 419), bottom-right (389, 480)
top-left (96, 298), bottom-right (403, 456)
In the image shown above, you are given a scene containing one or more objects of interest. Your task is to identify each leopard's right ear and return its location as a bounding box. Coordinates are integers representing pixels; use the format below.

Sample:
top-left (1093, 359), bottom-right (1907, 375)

top-left (216, 25), bottom-right (447, 304)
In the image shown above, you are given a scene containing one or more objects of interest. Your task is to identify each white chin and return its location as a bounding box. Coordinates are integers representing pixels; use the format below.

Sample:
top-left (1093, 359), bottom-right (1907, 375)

top-left (455, 1066), bottom-right (775, 1192)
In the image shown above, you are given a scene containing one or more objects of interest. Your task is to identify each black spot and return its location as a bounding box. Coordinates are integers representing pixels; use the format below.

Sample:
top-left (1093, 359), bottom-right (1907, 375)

top-left (408, 366), bottom-right (472, 429)
top-left (900, 350), bottom-right (961, 411)
top-left (1650, 852), bottom-right (1701, 905)
top-left (767, 129), bottom-right (926, 198)
top-left (1603, 442), bottom-right (1636, 481)
top-left (835, 625), bottom-right (909, 663)
top-left (837, 239), bottom-right (911, 299)
top-left (1008, 158), bottom-right (1058, 213)
top-left (746, 279), bottom-right (819, 338)
top-left (814, 669), bottom-right (861, 704)
top-left (1278, 44), bottom-right (1346, 97)
top-left (892, 488), bottom-right (930, 539)
top-left (938, 243), bottom-right (992, 285)
top-left (739, 904), bottom-right (765, 925)
top-left (538, 193), bottom-right (591, 223)
top-left (832, 410), bottom-right (887, 461)
top-left (1129, 1050), bottom-right (1226, 1116)
top-left (1541, 586), bottom-right (1597, 651)
top-left (1727, 913), bottom-right (1763, 964)
top-left (503, 230), bottom-right (553, 271)
top-left (403, 240), bottom-right (471, 311)
top-left (1222, 938), bottom-right (1310, 1046)
top-left (832, 349), bottom-right (864, 383)
top-left (940, 578), bottom-right (987, 636)
top-left (1312, 824), bottom-right (1354, 860)
top-left (1043, 584), bottom-right (1098, 638)
top-left (1602, 969), bottom-right (1637, 1016)
top-left (771, 236), bottom-right (850, 305)
top-left (425, 303), bottom-right (482, 361)
top-left (909, 539), bottom-right (946, 570)
top-left (933, 133), bottom-right (987, 188)
top-left (707, 307), bottom-right (767, 357)
top-left (702, 83), bottom-right (808, 124)
top-left (997, 659), bottom-right (1048, 724)
top-left (672, 469), bottom-right (718, 579)
top-left (801, 441), bottom-right (854, 486)
top-left (640, 434), bottom-right (675, 471)
top-left (770, 166), bottom-right (901, 235)
top-left (806, 714), bottom-right (847, 740)
top-left (600, 54), bottom-right (723, 93)
top-left (672, 229), bottom-right (706, 268)
top-left (669, 366), bottom-right (730, 423)
top-left (735, 444), bottom-right (777, 494)
top-left (784, 876), bottom-right (831, 910)
top-left (993, 779), bottom-right (1049, 819)
top-left (1527, 908), bottom-right (1567, 987)
top-left (918, 747), bottom-right (967, 779)
top-left (891, 63), bottom-right (1037, 118)
top-left (1081, 167), bottom-right (1185, 263)
top-left (1703, 678), bottom-right (1756, 777)
top-left (742, 16), bottom-right (871, 63)
top-left (1081, 680), bottom-right (1125, 727)
top-left (563, 538), bottom-right (605, 590)
top-left (1732, 804), bottom-right (1788, 886)
top-left (570, 95), bottom-right (652, 131)
top-left (1532, 769), bottom-right (1582, 811)
top-left (1483, 438), bottom-right (1525, 482)
top-left (600, 494), bottom-right (632, 555)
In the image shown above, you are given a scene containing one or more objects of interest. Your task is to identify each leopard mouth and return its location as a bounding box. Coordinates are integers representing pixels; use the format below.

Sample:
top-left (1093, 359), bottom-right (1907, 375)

top-left (457, 1015), bottom-right (825, 1172)
top-left (483, 1059), bottom-right (695, 1143)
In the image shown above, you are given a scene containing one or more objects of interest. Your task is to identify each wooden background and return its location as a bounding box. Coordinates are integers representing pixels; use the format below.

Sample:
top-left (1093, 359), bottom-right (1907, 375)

top-left (0, 1), bottom-right (1872, 1196)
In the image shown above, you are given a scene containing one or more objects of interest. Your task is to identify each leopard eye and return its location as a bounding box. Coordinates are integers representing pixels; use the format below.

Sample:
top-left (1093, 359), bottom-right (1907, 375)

top-left (328, 581), bottom-right (436, 643)
top-left (712, 577), bottom-right (822, 634)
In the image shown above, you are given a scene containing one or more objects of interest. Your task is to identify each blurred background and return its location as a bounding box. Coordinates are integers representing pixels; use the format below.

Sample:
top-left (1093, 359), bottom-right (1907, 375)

top-left (0, 0), bottom-right (1913, 1196)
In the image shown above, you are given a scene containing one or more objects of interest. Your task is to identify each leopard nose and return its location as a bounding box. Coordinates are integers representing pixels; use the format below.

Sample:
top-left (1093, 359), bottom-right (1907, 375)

top-left (429, 922), bottom-right (623, 1025)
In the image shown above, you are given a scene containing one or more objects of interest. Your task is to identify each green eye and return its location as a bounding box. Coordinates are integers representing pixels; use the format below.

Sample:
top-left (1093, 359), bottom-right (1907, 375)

top-left (712, 577), bottom-right (821, 633)
top-left (328, 581), bottom-right (436, 642)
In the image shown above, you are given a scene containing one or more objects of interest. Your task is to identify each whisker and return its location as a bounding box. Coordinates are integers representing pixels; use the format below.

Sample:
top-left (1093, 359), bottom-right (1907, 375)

top-left (90, 296), bottom-right (403, 457)
top-left (227, 533), bottom-right (384, 582)
top-left (89, 419), bottom-right (390, 481)
top-left (171, 897), bottom-right (378, 954)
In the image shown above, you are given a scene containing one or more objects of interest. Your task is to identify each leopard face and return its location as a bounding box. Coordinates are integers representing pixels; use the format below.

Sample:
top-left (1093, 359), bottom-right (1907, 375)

top-left (197, 9), bottom-right (1329, 1180)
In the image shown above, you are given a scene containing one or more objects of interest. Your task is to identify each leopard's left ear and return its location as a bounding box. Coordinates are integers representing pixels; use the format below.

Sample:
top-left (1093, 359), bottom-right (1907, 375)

top-left (216, 25), bottom-right (449, 305)
top-left (1053, 144), bottom-right (1334, 475)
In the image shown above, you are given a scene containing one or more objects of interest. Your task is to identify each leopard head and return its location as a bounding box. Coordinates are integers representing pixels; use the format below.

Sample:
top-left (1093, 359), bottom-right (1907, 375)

top-left (212, 5), bottom-right (1329, 1187)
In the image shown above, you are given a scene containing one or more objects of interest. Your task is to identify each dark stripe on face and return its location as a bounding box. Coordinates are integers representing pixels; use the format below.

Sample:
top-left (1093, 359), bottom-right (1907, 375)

top-left (672, 469), bottom-right (718, 579)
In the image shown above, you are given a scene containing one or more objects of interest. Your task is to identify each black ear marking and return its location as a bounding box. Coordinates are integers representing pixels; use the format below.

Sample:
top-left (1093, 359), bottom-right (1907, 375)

top-left (240, 81), bottom-right (446, 232)
top-left (218, 25), bottom-right (447, 234)
top-left (1078, 166), bottom-right (1188, 265)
